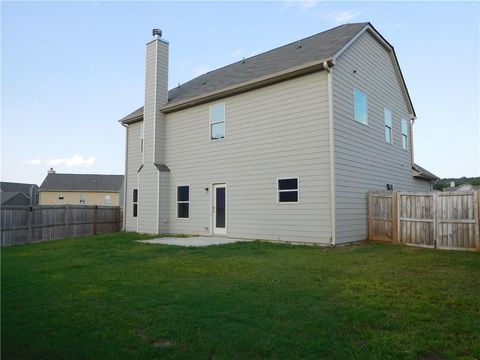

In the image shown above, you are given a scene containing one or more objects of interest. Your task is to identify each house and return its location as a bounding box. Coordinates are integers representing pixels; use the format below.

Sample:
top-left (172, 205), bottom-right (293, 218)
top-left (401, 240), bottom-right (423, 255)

top-left (39, 169), bottom-right (124, 206)
top-left (119, 22), bottom-right (437, 244)
top-left (444, 184), bottom-right (480, 192)
top-left (0, 181), bottom-right (39, 206)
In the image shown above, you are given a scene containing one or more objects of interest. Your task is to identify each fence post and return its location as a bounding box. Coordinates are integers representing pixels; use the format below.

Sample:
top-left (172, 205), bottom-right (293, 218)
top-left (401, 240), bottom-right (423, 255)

top-left (367, 192), bottom-right (372, 240)
top-left (392, 192), bottom-right (398, 243)
top-left (64, 205), bottom-right (69, 238)
top-left (476, 191), bottom-right (480, 250)
top-left (433, 192), bottom-right (438, 249)
top-left (27, 207), bottom-right (33, 244)
top-left (93, 206), bottom-right (98, 235)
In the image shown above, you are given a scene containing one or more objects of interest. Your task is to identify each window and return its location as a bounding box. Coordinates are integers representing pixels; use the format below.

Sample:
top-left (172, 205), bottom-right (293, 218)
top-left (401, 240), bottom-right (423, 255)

top-left (132, 189), bottom-right (138, 217)
top-left (140, 122), bottom-right (144, 153)
top-left (58, 194), bottom-right (64, 200)
top-left (354, 89), bottom-right (367, 125)
top-left (177, 186), bottom-right (189, 218)
top-left (278, 178), bottom-right (299, 203)
top-left (384, 108), bottom-right (392, 143)
top-left (79, 194), bottom-right (86, 204)
top-left (401, 118), bottom-right (408, 150)
top-left (104, 195), bottom-right (111, 206)
top-left (209, 103), bottom-right (225, 140)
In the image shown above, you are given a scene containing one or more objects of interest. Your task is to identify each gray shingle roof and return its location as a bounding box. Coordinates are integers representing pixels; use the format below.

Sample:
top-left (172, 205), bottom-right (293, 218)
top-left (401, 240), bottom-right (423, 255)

top-left (0, 191), bottom-right (29, 205)
top-left (120, 22), bottom-right (369, 123)
top-left (0, 181), bottom-right (37, 193)
top-left (39, 174), bottom-right (124, 192)
top-left (412, 163), bottom-right (438, 181)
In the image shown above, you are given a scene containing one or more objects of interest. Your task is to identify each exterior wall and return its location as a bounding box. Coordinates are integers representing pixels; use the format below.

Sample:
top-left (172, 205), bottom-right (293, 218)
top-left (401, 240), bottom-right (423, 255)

top-left (164, 72), bottom-right (332, 243)
top-left (39, 191), bottom-right (120, 206)
top-left (124, 121), bottom-right (142, 231)
top-left (332, 31), bottom-right (431, 244)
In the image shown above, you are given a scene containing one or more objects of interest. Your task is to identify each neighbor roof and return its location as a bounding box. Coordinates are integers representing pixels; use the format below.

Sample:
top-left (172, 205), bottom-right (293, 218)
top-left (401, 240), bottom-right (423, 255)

top-left (0, 181), bottom-right (37, 193)
top-left (121, 22), bottom-right (381, 123)
top-left (0, 191), bottom-right (29, 205)
top-left (39, 174), bottom-right (124, 192)
top-left (412, 164), bottom-right (438, 181)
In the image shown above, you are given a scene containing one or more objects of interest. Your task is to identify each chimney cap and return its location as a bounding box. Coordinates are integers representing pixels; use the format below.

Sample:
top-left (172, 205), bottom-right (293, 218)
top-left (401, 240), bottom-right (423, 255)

top-left (152, 28), bottom-right (162, 39)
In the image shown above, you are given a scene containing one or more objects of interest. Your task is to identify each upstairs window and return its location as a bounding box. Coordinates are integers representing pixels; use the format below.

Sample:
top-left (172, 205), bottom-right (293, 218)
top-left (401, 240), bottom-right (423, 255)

top-left (278, 178), bottom-right (299, 203)
top-left (354, 89), bottom-right (368, 125)
top-left (177, 186), bottom-right (190, 218)
top-left (80, 194), bottom-right (86, 204)
top-left (58, 194), bottom-right (64, 201)
top-left (401, 118), bottom-right (408, 150)
top-left (132, 189), bottom-right (138, 217)
top-left (104, 195), bottom-right (111, 206)
top-left (384, 108), bottom-right (393, 144)
top-left (209, 103), bottom-right (225, 140)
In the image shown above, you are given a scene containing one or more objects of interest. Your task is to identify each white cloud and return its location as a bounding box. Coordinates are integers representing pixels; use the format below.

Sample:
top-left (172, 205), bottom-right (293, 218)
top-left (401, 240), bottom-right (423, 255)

top-left (27, 159), bottom-right (42, 165)
top-left (47, 155), bottom-right (95, 168)
top-left (318, 10), bottom-right (361, 24)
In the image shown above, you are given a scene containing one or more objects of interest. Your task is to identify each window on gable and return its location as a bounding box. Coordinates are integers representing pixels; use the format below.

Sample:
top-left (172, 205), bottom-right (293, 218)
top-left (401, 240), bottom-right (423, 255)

top-left (209, 103), bottom-right (225, 140)
top-left (384, 108), bottom-right (392, 144)
top-left (177, 186), bottom-right (189, 218)
top-left (401, 118), bottom-right (408, 150)
top-left (278, 178), bottom-right (299, 203)
top-left (354, 89), bottom-right (368, 125)
top-left (132, 189), bottom-right (138, 217)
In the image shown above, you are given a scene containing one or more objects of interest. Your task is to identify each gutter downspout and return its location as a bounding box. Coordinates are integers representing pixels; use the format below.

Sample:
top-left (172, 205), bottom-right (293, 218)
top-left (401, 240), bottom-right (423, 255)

top-left (324, 60), bottom-right (336, 247)
top-left (121, 122), bottom-right (128, 231)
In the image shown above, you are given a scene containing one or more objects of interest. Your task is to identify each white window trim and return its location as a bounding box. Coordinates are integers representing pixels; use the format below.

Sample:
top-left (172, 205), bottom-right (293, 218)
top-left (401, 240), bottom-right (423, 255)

top-left (277, 177), bottom-right (300, 204)
top-left (384, 108), bottom-right (393, 144)
top-left (58, 194), bottom-right (64, 200)
top-left (209, 103), bottom-right (226, 142)
top-left (176, 185), bottom-right (190, 219)
top-left (353, 88), bottom-right (368, 126)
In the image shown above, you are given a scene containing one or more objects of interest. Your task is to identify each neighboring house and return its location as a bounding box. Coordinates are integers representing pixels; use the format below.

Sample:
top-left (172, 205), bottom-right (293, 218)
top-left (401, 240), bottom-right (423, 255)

top-left (0, 181), bottom-right (39, 206)
top-left (444, 184), bottom-right (480, 192)
top-left (119, 22), bottom-right (437, 244)
top-left (39, 169), bottom-right (124, 206)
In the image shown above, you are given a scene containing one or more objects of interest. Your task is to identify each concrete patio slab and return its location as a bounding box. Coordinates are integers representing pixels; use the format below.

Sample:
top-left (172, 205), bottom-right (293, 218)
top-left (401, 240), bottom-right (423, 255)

top-left (138, 236), bottom-right (250, 247)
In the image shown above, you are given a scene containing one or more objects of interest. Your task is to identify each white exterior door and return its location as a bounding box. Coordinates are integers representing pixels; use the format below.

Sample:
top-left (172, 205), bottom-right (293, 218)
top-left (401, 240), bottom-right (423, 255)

top-left (213, 184), bottom-right (227, 235)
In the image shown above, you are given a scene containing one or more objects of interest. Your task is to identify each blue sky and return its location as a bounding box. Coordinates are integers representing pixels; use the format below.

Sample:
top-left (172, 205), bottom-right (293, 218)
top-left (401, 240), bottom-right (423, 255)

top-left (2, 1), bottom-right (479, 185)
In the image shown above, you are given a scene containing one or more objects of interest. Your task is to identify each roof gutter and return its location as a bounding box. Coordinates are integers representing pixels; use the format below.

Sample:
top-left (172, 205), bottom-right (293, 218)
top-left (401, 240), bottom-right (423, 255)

top-left (160, 58), bottom-right (334, 114)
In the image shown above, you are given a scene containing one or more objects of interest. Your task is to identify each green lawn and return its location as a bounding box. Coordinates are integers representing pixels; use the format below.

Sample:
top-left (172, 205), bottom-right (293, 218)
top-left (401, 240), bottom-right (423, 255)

top-left (2, 233), bottom-right (479, 359)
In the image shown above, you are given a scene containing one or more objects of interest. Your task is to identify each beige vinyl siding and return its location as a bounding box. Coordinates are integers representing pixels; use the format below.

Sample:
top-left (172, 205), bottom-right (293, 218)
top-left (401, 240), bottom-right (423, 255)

top-left (39, 191), bottom-right (119, 206)
top-left (332, 31), bottom-right (430, 244)
top-left (125, 122), bottom-right (142, 231)
top-left (165, 72), bottom-right (332, 243)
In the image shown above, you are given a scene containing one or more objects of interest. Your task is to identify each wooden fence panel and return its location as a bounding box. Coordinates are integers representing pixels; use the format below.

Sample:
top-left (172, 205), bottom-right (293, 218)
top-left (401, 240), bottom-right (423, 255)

top-left (1, 205), bottom-right (122, 247)
top-left (368, 191), bottom-right (480, 251)
top-left (398, 193), bottom-right (435, 247)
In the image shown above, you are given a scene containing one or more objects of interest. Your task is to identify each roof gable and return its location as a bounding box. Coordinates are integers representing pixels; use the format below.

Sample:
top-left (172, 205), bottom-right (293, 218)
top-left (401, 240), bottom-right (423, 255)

top-left (39, 174), bottom-right (124, 192)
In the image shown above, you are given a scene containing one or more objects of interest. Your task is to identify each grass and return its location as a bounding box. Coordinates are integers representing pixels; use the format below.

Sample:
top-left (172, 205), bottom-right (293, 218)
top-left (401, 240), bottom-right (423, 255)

top-left (2, 233), bottom-right (479, 359)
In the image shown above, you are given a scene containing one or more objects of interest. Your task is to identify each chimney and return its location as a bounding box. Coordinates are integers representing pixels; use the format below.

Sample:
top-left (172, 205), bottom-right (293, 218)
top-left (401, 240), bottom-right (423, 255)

top-left (144, 28), bottom-right (169, 165)
top-left (48, 168), bottom-right (56, 174)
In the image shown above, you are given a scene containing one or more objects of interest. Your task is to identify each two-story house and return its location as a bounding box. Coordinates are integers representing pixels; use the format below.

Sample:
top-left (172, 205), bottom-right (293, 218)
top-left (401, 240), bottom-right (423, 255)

top-left (120, 22), bottom-right (436, 245)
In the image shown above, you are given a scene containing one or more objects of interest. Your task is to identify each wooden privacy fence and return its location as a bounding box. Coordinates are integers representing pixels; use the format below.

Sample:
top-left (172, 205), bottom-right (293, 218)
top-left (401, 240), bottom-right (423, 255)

top-left (368, 191), bottom-right (480, 251)
top-left (1, 205), bottom-right (122, 247)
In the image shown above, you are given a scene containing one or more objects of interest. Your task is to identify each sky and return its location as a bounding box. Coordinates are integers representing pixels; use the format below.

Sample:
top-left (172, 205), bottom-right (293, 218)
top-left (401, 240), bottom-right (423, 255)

top-left (1, 1), bottom-right (479, 185)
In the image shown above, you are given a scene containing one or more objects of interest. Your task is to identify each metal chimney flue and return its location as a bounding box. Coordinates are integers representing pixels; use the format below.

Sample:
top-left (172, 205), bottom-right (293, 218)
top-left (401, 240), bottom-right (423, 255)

top-left (152, 28), bottom-right (162, 39)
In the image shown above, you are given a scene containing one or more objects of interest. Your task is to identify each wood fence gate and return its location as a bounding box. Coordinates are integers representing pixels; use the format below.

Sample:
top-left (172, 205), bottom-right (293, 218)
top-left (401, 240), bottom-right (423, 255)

top-left (368, 191), bottom-right (480, 251)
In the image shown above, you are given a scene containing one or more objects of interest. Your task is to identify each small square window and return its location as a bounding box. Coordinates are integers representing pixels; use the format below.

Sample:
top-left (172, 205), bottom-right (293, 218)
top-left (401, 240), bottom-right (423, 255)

top-left (58, 194), bottom-right (64, 200)
top-left (278, 178), bottom-right (299, 203)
